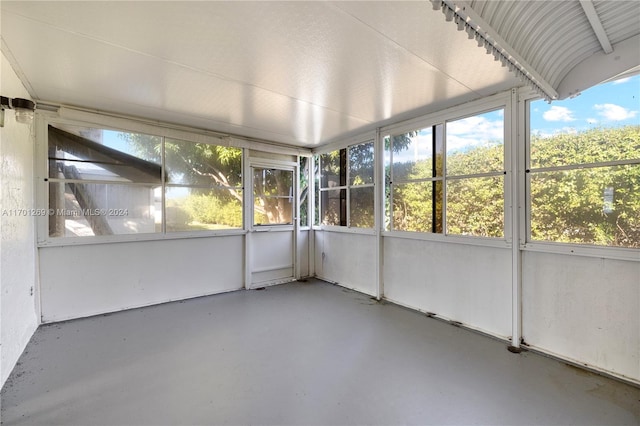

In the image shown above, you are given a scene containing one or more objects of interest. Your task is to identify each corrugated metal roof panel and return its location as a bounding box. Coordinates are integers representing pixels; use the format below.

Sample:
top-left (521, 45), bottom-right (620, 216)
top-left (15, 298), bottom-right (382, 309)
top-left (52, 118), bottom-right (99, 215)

top-left (594, 1), bottom-right (640, 44)
top-left (467, 0), bottom-right (640, 98)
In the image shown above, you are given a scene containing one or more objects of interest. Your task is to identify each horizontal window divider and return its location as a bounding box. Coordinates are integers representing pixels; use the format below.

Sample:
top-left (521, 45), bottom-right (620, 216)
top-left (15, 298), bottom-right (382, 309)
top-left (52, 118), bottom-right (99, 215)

top-left (522, 241), bottom-right (640, 262)
top-left (445, 171), bottom-right (506, 180)
top-left (165, 184), bottom-right (242, 190)
top-left (38, 229), bottom-right (248, 248)
top-left (391, 176), bottom-right (444, 185)
top-left (383, 230), bottom-right (511, 249)
top-left (46, 178), bottom-right (161, 186)
top-left (528, 158), bottom-right (640, 174)
top-left (252, 225), bottom-right (294, 232)
top-left (319, 186), bottom-right (347, 191)
top-left (349, 183), bottom-right (375, 188)
top-left (316, 225), bottom-right (377, 236)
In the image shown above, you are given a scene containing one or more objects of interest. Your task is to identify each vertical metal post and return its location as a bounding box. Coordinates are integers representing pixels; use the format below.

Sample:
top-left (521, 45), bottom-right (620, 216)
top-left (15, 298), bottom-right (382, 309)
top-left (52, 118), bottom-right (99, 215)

top-left (375, 128), bottom-right (384, 300)
top-left (509, 88), bottom-right (523, 352)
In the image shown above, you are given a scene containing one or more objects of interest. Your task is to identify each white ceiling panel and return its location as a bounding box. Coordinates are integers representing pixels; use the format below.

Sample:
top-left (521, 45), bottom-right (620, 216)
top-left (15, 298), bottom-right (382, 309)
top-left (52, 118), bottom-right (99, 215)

top-left (1, 1), bottom-right (638, 147)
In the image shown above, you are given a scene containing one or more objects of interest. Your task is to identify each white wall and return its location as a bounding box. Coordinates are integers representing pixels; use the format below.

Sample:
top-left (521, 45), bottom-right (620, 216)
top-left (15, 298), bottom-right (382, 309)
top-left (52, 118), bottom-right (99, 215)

top-left (314, 231), bottom-right (377, 296)
top-left (297, 229), bottom-right (310, 278)
top-left (39, 236), bottom-right (244, 322)
top-left (383, 237), bottom-right (512, 339)
top-left (523, 252), bottom-right (640, 382)
top-left (0, 53), bottom-right (39, 386)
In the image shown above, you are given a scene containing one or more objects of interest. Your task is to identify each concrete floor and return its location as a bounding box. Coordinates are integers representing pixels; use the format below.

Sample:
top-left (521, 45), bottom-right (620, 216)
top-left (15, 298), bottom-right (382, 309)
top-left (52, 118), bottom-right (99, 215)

top-left (2, 280), bottom-right (638, 425)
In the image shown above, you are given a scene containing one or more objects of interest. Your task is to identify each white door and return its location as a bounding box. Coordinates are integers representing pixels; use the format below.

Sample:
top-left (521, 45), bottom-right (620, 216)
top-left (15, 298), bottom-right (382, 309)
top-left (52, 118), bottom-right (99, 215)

top-left (249, 165), bottom-right (296, 287)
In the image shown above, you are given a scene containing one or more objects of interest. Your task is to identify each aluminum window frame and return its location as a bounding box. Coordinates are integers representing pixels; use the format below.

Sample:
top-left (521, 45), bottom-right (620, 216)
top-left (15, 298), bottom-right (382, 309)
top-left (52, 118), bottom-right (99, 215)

top-left (522, 93), bottom-right (640, 260)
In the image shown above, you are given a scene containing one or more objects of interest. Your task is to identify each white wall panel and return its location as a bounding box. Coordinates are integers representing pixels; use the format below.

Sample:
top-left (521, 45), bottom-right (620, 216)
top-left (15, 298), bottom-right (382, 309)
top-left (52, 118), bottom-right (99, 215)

top-left (523, 252), bottom-right (640, 383)
top-left (297, 230), bottom-right (310, 278)
top-left (250, 231), bottom-right (294, 286)
top-left (383, 237), bottom-right (512, 339)
top-left (39, 236), bottom-right (244, 322)
top-left (314, 231), bottom-right (377, 296)
top-left (0, 53), bottom-right (39, 387)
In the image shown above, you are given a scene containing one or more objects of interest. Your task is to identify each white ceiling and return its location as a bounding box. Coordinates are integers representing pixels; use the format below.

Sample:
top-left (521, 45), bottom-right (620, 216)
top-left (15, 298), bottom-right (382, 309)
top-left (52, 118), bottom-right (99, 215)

top-left (1, 1), bottom-right (638, 148)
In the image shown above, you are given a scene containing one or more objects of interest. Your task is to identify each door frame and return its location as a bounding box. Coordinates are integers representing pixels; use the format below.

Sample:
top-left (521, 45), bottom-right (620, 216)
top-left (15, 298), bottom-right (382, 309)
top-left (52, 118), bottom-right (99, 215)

top-left (244, 155), bottom-right (299, 288)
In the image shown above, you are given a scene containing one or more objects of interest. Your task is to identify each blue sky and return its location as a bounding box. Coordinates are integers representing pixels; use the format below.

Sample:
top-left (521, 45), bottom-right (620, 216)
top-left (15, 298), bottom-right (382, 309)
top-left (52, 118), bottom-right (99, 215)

top-left (531, 74), bottom-right (640, 137)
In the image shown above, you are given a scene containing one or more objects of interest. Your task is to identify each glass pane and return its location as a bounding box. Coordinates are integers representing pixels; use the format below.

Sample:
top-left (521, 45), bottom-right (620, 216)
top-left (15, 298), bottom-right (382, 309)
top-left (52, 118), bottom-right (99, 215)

top-left (48, 182), bottom-right (160, 237)
top-left (321, 188), bottom-right (345, 226)
top-left (48, 124), bottom-right (162, 183)
top-left (253, 168), bottom-right (293, 196)
top-left (529, 75), bottom-right (640, 169)
top-left (391, 128), bottom-right (435, 182)
top-left (530, 165), bottom-right (640, 247)
top-left (349, 141), bottom-right (374, 185)
top-left (165, 138), bottom-right (242, 187)
top-left (446, 176), bottom-right (504, 238)
top-left (314, 156), bottom-right (320, 226)
top-left (253, 168), bottom-right (294, 225)
top-left (350, 186), bottom-right (374, 228)
top-left (392, 181), bottom-right (435, 232)
top-left (320, 150), bottom-right (344, 189)
top-left (299, 157), bottom-right (309, 227)
top-left (384, 136), bottom-right (391, 231)
top-left (530, 123), bottom-right (640, 169)
top-left (446, 109), bottom-right (504, 176)
top-left (166, 187), bottom-right (242, 232)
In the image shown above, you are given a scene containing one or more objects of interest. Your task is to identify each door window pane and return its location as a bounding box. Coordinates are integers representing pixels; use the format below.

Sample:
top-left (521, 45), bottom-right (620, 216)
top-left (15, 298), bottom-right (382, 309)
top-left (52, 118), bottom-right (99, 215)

top-left (253, 168), bottom-right (294, 225)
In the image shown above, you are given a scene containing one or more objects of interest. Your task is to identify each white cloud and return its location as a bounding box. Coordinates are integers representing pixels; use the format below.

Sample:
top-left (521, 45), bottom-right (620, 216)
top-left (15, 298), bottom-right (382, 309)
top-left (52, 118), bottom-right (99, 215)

top-left (594, 103), bottom-right (638, 121)
top-left (543, 106), bottom-right (575, 122)
top-left (446, 116), bottom-right (503, 152)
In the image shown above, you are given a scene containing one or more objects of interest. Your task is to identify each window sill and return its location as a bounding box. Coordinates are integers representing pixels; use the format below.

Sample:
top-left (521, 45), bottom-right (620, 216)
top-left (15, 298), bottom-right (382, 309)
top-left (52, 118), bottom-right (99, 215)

top-left (522, 241), bottom-right (640, 262)
top-left (383, 230), bottom-right (512, 249)
top-left (37, 229), bottom-right (247, 248)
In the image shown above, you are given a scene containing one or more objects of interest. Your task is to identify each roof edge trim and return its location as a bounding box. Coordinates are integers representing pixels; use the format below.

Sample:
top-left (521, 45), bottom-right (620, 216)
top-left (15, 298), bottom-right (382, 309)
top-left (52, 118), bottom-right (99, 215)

top-left (433, 0), bottom-right (559, 102)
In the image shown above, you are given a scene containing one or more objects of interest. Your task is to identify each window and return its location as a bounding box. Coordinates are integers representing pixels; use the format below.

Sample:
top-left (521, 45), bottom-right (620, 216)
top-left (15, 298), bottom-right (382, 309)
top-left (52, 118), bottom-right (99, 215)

top-left (445, 110), bottom-right (505, 238)
top-left (528, 76), bottom-right (640, 247)
top-left (387, 126), bottom-right (443, 233)
top-left (47, 124), bottom-right (242, 238)
top-left (386, 109), bottom-right (505, 238)
top-left (318, 140), bottom-right (375, 228)
top-left (48, 125), bottom-right (162, 237)
top-left (164, 138), bottom-right (242, 232)
top-left (253, 168), bottom-right (293, 226)
top-left (299, 156), bottom-right (310, 227)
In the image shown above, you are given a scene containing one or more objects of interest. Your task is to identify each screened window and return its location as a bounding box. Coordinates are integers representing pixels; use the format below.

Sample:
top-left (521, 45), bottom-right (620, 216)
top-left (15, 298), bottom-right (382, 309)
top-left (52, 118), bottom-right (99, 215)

top-left (47, 124), bottom-right (242, 238)
top-left (318, 140), bottom-right (375, 228)
top-left (528, 76), bottom-right (640, 247)
top-left (386, 109), bottom-right (505, 238)
top-left (299, 157), bottom-right (310, 227)
top-left (387, 127), bottom-right (443, 233)
top-left (445, 110), bottom-right (505, 238)
top-left (253, 168), bottom-right (293, 226)
top-left (48, 125), bottom-right (162, 237)
top-left (165, 138), bottom-right (242, 232)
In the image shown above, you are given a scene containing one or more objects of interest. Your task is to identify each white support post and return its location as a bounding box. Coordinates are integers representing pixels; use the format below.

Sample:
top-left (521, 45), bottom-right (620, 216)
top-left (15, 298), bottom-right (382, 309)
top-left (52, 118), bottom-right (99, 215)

top-left (243, 149), bottom-right (252, 289)
top-left (509, 88), bottom-right (523, 352)
top-left (375, 128), bottom-right (384, 300)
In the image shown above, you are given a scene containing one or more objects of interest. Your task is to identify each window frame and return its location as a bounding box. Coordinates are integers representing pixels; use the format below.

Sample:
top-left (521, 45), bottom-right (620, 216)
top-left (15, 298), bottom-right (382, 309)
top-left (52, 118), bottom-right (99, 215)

top-left (522, 93), bottom-right (640, 261)
top-left (314, 134), bottom-right (377, 234)
top-left (383, 93), bottom-right (511, 244)
top-left (36, 113), bottom-right (255, 246)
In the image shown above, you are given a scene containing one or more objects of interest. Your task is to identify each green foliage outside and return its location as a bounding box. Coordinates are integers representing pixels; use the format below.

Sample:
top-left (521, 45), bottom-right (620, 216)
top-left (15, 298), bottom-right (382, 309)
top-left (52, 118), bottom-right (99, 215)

top-left (124, 125), bottom-right (639, 247)
top-left (390, 125), bottom-right (639, 247)
top-left (166, 191), bottom-right (243, 231)
top-left (529, 126), bottom-right (639, 247)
